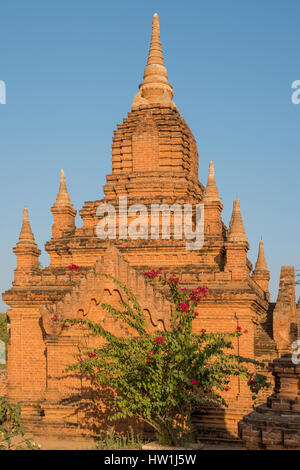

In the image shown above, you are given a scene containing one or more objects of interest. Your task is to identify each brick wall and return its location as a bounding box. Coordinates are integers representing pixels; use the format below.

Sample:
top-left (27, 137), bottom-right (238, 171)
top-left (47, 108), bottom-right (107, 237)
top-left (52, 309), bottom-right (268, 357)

top-left (0, 368), bottom-right (7, 396)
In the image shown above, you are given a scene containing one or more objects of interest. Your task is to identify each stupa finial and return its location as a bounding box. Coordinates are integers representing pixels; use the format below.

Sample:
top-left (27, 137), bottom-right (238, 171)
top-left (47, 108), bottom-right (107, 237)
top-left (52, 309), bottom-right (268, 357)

top-left (132, 14), bottom-right (176, 110)
top-left (227, 198), bottom-right (248, 243)
top-left (203, 161), bottom-right (222, 202)
top-left (55, 169), bottom-right (72, 206)
top-left (18, 207), bottom-right (36, 244)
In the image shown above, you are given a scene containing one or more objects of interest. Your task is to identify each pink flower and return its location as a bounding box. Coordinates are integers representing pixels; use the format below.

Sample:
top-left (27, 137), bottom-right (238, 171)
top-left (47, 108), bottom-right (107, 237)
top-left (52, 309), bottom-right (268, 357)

top-left (224, 386), bottom-right (230, 392)
top-left (144, 268), bottom-right (162, 279)
top-left (248, 379), bottom-right (256, 386)
top-left (178, 301), bottom-right (189, 313)
top-left (147, 350), bottom-right (153, 355)
top-left (236, 326), bottom-right (242, 332)
top-left (68, 264), bottom-right (81, 271)
top-left (169, 273), bottom-right (179, 283)
top-left (189, 286), bottom-right (208, 303)
top-left (190, 379), bottom-right (199, 386)
top-left (87, 352), bottom-right (97, 358)
top-left (146, 357), bottom-right (150, 362)
top-left (51, 314), bottom-right (59, 322)
top-left (154, 336), bottom-right (165, 344)
top-left (193, 312), bottom-right (199, 318)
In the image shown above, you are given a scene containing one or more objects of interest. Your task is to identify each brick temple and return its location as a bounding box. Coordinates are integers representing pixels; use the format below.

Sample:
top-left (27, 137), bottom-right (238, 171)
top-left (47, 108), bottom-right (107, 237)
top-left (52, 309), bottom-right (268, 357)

top-left (2, 14), bottom-right (299, 446)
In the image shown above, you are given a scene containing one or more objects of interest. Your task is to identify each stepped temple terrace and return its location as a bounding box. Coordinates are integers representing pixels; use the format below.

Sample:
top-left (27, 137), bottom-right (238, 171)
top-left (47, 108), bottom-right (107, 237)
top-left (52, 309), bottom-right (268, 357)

top-left (2, 14), bottom-right (300, 449)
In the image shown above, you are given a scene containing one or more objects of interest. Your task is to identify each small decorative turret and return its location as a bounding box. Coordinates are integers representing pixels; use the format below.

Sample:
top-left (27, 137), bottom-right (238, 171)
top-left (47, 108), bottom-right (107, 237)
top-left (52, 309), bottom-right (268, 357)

top-left (203, 161), bottom-right (222, 203)
top-left (55, 169), bottom-right (72, 206)
top-left (254, 239), bottom-right (268, 271)
top-left (203, 161), bottom-right (223, 238)
top-left (252, 240), bottom-right (270, 296)
top-left (13, 208), bottom-right (41, 283)
top-left (51, 170), bottom-right (76, 238)
top-left (225, 198), bottom-right (250, 279)
top-left (132, 13), bottom-right (176, 110)
top-left (227, 198), bottom-right (248, 243)
top-left (17, 208), bottom-right (36, 246)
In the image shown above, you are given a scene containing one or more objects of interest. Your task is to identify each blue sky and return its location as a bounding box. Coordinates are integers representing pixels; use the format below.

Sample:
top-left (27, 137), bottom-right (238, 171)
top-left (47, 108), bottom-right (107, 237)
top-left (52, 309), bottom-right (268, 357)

top-left (0, 0), bottom-right (300, 310)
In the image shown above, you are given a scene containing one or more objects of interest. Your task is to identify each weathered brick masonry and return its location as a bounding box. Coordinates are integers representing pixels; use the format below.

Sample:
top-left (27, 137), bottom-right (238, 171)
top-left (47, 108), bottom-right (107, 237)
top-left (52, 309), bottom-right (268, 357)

top-left (0, 369), bottom-right (7, 397)
top-left (239, 268), bottom-right (300, 449)
top-left (2, 14), bottom-right (295, 443)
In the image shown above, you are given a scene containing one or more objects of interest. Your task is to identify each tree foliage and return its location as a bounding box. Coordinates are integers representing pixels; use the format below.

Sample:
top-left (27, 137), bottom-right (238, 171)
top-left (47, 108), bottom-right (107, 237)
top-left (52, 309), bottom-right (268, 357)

top-left (0, 314), bottom-right (7, 345)
top-left (0, 397), bottom-right (40, 450)
top-left (65, 269), bottom-right (269, 446)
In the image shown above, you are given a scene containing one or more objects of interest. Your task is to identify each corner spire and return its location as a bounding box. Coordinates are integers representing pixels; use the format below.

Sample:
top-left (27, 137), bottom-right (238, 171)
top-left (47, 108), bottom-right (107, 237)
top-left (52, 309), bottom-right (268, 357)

top-left (227, 198), bottom-right (248, 243)
top-left (55, 169), bottom-right (72, 206)
top-left (132, 13), bottom-right (176, 110)
top-left (254, 240), bottom-right (268, 271)
top-left (252, 239), bottom-right (270, 295)
top-left (13, 208), bottom-right (41, 279)
top-left (203, 161), bottom-right (221, 202)
top-left (18, 208), bottom-right (36, 245)
top-left (51, 170), bottom-right (76, 238)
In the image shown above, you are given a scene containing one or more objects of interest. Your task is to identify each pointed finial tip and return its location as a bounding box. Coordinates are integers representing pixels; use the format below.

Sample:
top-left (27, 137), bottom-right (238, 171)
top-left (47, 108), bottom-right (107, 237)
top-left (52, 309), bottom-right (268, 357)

top-left (208, 161), bottom-right (215, 176)
top-left (152, 13), bottom-right (159, 26)
top-left (55, 167), bottom-right (72, 206)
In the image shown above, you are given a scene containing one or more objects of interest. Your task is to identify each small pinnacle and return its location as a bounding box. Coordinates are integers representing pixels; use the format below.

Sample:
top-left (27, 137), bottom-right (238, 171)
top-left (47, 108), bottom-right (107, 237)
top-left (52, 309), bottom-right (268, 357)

top-left (227, 198), bottom-right (248, 243)
top-left (203, 161), bottom-right (221, 202)
top-left (18, 207), bottom-right (36, 244)
top-left (254, 240), bottom-right (268, 271)
top-left (55, 169), bottom-right (71, 206)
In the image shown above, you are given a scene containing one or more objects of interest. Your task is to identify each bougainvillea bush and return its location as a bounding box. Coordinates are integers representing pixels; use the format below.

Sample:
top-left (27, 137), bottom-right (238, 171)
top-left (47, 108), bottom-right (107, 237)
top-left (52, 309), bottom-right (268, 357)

top-left (65, 269), bottom-right (269, 446)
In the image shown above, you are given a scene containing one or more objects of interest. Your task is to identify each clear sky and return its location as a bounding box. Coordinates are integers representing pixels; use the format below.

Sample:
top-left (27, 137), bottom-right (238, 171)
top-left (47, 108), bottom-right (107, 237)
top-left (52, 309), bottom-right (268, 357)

top-left (0, 0), bottom-right (300, 310)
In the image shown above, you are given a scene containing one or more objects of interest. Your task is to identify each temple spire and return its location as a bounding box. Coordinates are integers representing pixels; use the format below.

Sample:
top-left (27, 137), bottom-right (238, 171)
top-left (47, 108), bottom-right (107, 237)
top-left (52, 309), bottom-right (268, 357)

top-left (18, 208), bottom-right (37, 246)
top-left (132, 13), bottom-right (176, 110)
top-left (144, 13), bottom-right (167, 79)
top-left (51, 169), bottom-right (76, 239)
top-left (55, 169), bottom-right (71, 206)
top-left (252, 239), bottom-right (270, 295)
top-left (13, 208), bottom-right (41, 280)
top-left (203, 161), bottom-right (221, 202)
top-left (227, 198), bottom-right (248, 243)
top-left (254, 240), bottom-right (268, 271)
